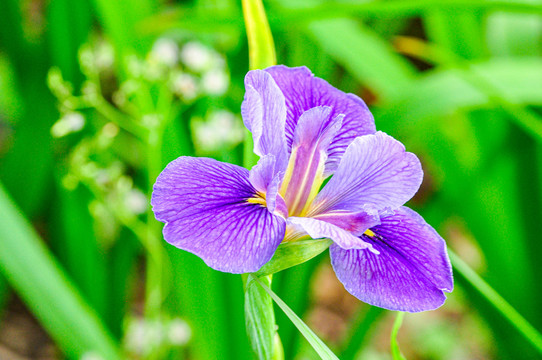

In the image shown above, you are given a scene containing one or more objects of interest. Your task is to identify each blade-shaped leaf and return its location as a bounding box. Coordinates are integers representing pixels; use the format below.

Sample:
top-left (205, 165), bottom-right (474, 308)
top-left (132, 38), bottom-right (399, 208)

top-left (255, 239), bottom-right (332, 277)
top-left (252, 275), bottom-right (340, 360)
top-left (0, 183), bottom-right (120, 359)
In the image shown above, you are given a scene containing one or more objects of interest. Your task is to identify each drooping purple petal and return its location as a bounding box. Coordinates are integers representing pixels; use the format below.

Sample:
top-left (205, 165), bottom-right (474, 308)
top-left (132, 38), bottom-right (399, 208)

top-left (242, 70), bottom-right (289, 171)
top-left (312, 210), bottom-right (380, 237)
top-left (288, 216), bottom-right (376, 251)
top-left (265, 65), bottom-right (376, 175)
top-left (152, 156), bottom-right (286, 273)
top-left (310, 132), bottom-right (423, 216)
top-left (281, 106), bottom-right (343, 215)
top-left (330, 207), bottom-right (453, 312)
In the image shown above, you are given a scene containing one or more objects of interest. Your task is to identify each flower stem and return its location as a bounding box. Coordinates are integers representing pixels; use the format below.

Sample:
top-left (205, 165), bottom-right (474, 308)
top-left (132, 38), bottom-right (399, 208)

top-left (449, 250), bottom-right (542, 354)
top-left (241, 0), bottom-right (282, 358)
top-left (390, 312), bottom-right (406, 360)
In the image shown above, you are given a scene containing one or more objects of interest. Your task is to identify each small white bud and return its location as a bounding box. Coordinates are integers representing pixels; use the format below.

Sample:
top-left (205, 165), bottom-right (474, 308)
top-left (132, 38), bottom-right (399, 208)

top-left (80, 352), bottom-right (105, 360)
top-left (171, 72), bottom-right (199, 100)
top-left (192, 110), bottom-right (244, 153)
top-left (202, 69), bottom-right (229, 96)
top-left (124, 189), bottom-right (148, 215)
top-left (94, 41), bottom-right (115, 70)
top-left (167, 318), bottom-right (191, 346)
top-left (51, 112), bottom-right (85, 137)
top-left (150, 38), bottom-right (179, 67)
top-left (180, 41), bottom-right (212, 72)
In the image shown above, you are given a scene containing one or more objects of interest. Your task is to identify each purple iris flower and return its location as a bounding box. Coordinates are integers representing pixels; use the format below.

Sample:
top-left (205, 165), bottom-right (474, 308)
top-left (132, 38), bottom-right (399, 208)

top-left (152, 66), bottom-right (453, 312)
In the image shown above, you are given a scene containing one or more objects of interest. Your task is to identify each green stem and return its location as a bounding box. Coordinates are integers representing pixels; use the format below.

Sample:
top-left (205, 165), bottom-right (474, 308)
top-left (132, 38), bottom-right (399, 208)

top-left (242, 0), bottom-right (282, 359)
top-left (242, 0), bottom-right (276, 71)
top-left (144, 129), bottom-right (164, 321)
top-left (450, 250), bottom-right (542, 354)
top-left (390, 312), bottom-right (406, 360)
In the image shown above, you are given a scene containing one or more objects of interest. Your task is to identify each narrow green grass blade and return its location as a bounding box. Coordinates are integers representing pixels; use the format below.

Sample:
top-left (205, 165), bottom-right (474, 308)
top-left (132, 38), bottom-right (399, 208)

top-left (252, 276), bottom-right (340, 360)
top-left (390, 312), bottom-right (406, 360)
top-left (339, 306), bottom-right (385, 360)
top-left (273, 249), bottom-right (328, 359)
top-left (0, 183), bottom-right (121, 359)
top-left (450, 250), bottom-right (542, 354)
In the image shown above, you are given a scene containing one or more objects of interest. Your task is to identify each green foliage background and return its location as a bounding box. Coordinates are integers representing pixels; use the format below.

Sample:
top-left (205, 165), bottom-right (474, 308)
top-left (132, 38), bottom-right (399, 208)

top-left (0, 0), bottom-right (541, 359)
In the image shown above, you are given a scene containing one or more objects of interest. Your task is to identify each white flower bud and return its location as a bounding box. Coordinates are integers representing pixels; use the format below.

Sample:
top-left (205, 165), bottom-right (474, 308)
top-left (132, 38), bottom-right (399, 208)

top-left (80, 352), bottom-right (105, 360)
top-left (180, 41), bottom-right (212, 72)
top-left (151, 38), bottom-right (179, 67)
top-left (94, 41), bottom-right (115, 70)
top-left (192, 110), bottom-right (244, 153)
top-left (51, 112), bottom-right (85, 137)
top-left (202, 69), bottom-right (229, 96)
top-left (124, 189), bottom-right (148, 215)
top-left (171, 72), bottom-right (198, 100)
top-left (167, 318), bottom-right (191, 346)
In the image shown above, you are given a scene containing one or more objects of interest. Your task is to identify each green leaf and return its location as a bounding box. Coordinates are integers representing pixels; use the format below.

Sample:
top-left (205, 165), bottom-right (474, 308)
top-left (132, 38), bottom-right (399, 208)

top-left (242, 0), bottom-right (276, 168)
top-left (252, 275), bottom-right (340, 360)
top-left (245, 275), bottom-right (277, 360)
top-left (242, 0), bottom-right (276, 70)
top-left (255, 239), bottom-right (332, 277)
top-left (0, 183), bottom-right (121, 359)
top-left (339, 306), bottom-right (385, 360)
top-left (449, 250), bottom-right (542, 354)
top-left (377, 59), bottom-right (542, 137)
top-left (391, 312), bottom-right (406, 360)
top-left (308, 18), bottom-right (415, 99)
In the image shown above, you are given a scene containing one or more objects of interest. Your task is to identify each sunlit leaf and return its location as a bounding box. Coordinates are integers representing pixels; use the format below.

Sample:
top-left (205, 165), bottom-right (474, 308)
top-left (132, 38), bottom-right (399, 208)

top-left (252, 275), bottom-right (340, 360)
top-left (0, 183), bottom-right (120, 359)
top-left (255, 239), bottom-right (332, 277)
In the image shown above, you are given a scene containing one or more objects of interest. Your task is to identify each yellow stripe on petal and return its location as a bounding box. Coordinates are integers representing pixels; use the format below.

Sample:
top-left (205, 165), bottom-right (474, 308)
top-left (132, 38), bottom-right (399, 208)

top-left (364, 229), bottom-right (376, 237)
top-left (247, 193), bottom-right (267, 207)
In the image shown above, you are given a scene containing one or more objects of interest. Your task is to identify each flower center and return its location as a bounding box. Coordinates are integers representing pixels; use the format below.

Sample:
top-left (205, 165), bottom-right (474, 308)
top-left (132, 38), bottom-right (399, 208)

top-left (279, 145), bottom-right (325, 217)
top-left (277, 106), bottom-right (343, 217)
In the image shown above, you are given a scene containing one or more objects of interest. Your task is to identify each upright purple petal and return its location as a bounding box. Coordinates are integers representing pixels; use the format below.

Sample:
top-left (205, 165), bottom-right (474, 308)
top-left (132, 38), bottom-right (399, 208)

top-left (242, 70), bottom-right (289, 171)
top-left (265, 65), bottom-right (376, 175)
top-left (288, 216), bottom-right (376, 252)
top-left (310, 132), bottom-right (423, 216)
top-left (280, 106), bottom-right (343, 216)
top-left (330, 207), bottom-right (453, 312)
top-left (152, 157), bottom-right (286, 273)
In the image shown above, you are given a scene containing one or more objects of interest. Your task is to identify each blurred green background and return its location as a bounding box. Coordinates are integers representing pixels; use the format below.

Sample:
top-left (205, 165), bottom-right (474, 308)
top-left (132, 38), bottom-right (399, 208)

top-left (1, 0), bottom-right (542, 359)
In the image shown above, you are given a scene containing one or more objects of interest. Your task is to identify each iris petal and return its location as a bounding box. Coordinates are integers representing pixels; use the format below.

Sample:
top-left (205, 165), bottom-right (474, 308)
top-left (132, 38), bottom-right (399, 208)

top-left (310, 132), bottom-right (423, 216)
top-left (330, 206), bottom-right (453, 312)
top-left (280, 106), bottom-right (343, 216)
top-left (288, 216), bottom-right (376, 251)
top-left (152, 157), bottom-right (286, 273)
top-left (265, 65), bottom-right (376, 175)
top-left (242, 70), bottom-right (289, 172)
